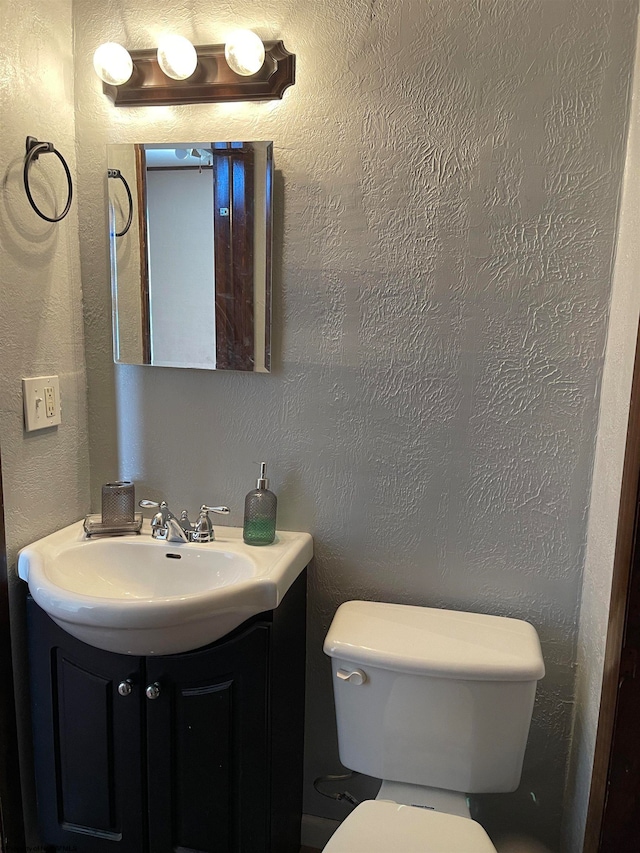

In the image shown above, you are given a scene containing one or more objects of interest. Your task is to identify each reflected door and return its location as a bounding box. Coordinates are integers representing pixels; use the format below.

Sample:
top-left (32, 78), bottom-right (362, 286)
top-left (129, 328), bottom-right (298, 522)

top-left (213, 143), bottom-right (256, 371)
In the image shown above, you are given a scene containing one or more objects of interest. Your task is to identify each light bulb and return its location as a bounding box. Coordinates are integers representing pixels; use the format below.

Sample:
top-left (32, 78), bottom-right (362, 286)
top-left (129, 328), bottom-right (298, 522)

top-left (93, 42), bottom-right (133, 86)
top-left (224, 30), bottom-right (265, 76)
top-left (157, 35), bottom-right (198, 81)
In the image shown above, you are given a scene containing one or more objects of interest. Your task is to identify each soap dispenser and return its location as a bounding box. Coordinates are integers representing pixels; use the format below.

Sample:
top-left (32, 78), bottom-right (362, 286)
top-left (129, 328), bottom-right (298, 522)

top-left (243, 462), bottom-right (277, 545)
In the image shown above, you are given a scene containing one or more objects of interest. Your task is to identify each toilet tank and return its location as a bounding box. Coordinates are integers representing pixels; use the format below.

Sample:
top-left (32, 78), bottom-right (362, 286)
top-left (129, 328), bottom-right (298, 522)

top-left (324, 601), bottom-right (545, 794)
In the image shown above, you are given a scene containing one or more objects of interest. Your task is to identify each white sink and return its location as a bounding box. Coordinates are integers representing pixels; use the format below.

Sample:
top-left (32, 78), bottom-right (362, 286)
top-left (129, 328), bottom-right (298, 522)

top-left (18, 521), bottom-right (313, 656)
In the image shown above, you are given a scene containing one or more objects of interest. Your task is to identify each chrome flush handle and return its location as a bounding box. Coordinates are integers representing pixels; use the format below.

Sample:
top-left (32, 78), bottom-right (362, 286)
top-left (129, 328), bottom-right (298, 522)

top-left (336, 669), bottom-right (368, 686)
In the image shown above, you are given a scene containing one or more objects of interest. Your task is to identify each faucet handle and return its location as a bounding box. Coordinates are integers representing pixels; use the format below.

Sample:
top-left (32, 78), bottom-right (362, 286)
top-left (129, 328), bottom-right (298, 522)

top-left (139, 499), bottom-right (167, 511)
top-left (139, 500), bottom-right (171, 537)
top-left (191, 505), bottom-right (230, 543)
top-left (192, 509), bottom-right (213, 543)
top-left (201, 505), bottom-right (230, 515)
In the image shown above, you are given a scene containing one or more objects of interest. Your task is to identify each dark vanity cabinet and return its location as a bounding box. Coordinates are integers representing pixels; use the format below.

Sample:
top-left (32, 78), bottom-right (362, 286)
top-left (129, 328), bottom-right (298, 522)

top-left (27, 571), bottom-right (306, 853)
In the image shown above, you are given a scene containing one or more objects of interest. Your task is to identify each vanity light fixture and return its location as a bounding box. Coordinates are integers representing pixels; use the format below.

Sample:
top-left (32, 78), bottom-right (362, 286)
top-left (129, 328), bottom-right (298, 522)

top-left (94, 32), bottom-right (295, 107)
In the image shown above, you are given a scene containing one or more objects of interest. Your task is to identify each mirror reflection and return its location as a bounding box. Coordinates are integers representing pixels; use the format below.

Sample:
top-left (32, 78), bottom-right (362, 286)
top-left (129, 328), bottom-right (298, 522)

top-left (107, 141), bottom-right (272, 371)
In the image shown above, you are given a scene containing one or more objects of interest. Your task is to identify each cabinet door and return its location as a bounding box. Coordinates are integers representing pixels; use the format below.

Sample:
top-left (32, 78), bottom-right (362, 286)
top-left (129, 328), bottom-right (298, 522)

top-left (27, 600), bottom-right (146, 852)
top-left (145, 622), bottom-right (270, 853)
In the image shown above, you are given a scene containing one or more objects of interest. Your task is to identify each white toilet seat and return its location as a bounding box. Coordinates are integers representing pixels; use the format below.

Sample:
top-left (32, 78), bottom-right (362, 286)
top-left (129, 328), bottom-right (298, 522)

top-left (323, 800), bottom-right (498, 853)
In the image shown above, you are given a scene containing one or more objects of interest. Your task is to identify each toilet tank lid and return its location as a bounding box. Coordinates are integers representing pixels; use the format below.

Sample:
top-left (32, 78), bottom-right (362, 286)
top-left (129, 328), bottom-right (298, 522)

top-left (323, 601), bottom-right (545, 681)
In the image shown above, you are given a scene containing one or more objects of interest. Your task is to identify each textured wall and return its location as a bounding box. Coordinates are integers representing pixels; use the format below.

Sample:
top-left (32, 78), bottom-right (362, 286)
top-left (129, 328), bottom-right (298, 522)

top-left (73, 1), bottom-right (636, 849)
top-left (563, 15), bottom-right (640, 850)
top-left (0, 0), bottom-right (89, 842)
top-left (0, 0), bottom-right (89, 550)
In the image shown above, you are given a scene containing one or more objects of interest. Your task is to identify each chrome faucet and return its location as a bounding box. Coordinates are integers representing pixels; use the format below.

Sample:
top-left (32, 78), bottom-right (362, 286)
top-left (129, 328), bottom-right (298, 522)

top-left (139, 500), bottom-right (230, 543)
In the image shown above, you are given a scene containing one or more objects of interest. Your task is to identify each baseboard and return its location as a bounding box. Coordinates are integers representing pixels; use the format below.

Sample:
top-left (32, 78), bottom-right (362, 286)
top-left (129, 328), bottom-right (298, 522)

top-left (301, 814), bottom-right (341, 849)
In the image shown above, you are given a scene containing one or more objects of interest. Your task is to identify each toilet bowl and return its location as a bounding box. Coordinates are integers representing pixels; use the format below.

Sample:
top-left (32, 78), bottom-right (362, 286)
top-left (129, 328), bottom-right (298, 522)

top-left (323, 800), bottom-right (497, 853)
top-left (322, 600), bottom-right (545, 852)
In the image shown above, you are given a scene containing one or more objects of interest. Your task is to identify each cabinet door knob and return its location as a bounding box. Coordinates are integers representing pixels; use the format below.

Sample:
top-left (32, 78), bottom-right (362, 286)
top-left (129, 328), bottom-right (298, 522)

top-left (118, 679), bottom-right (133, 696)
top-left (145, 682), bottom-right (161, 700)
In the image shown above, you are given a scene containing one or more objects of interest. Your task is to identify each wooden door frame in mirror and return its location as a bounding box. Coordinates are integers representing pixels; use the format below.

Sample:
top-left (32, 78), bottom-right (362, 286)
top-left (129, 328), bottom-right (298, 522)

top-left (135, 144), bottom-right (152, 365)
top-left (213, 144), bottom-right (256, 371)
top-left (0, 449), bottom-right (25, 849)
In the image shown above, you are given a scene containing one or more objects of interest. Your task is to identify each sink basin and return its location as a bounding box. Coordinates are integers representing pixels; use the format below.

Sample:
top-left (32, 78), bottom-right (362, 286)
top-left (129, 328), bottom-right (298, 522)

top-left (18, 521), bottom-right (313, 656)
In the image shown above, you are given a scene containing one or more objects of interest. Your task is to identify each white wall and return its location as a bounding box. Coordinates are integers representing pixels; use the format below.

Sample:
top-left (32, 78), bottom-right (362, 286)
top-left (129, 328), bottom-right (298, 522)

top-left (72, 1), bottom-right (637, 849)
top-left (146, 168), bottom-right (216, 368)
top-left (563, 11), bottom-right (640, 850)
top-left (0, 0), bottom-right (89, 842)
top-left (0, 0), bottom-right (88, 545)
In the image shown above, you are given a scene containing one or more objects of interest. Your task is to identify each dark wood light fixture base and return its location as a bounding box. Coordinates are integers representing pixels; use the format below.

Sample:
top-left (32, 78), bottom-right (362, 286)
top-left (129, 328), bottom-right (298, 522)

top-left (103, 40), bottom-right (295, 107)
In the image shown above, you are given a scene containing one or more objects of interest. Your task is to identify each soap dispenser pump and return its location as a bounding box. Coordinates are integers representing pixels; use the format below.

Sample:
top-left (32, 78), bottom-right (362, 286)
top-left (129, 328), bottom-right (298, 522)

top-left (243, 462), bottom-right (277, 545)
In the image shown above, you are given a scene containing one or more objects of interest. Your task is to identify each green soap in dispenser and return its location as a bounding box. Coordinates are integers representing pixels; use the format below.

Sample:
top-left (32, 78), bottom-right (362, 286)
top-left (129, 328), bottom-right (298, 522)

top-left (243, 462), bottom-right (277, 545)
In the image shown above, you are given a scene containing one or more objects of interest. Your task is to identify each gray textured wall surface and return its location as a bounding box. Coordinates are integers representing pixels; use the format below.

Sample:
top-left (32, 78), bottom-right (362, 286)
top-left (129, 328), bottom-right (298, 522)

top-left (0, 0), bottom-right (89, 556)
top-left (0, 0), bottom-right (90, 842)
top-left (564, 16), bottom-right (640, 850)
top-left (73, 1), bottom-right (637, 849)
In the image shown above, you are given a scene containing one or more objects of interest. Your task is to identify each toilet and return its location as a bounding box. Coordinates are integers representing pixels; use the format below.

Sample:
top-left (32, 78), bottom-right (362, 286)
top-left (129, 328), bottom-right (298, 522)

top-left (322, 600), bottom-right (545, 852)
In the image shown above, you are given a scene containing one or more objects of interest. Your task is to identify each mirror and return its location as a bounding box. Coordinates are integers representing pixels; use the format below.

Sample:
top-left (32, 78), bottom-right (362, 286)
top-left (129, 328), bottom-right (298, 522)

top-left (107, 141), bottom-right (272, 371)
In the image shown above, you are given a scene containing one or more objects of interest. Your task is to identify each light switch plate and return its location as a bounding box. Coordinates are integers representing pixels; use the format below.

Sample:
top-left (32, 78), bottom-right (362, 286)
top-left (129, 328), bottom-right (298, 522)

top-left (22, 376), bottom-right (62, 431)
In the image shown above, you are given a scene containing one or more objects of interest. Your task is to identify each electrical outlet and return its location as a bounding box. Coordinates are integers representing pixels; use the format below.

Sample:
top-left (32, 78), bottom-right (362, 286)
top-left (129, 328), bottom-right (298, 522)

top-left (22, 375), bottom-right (62, 432)
top-left (44, 385), bottom-right (56, 418)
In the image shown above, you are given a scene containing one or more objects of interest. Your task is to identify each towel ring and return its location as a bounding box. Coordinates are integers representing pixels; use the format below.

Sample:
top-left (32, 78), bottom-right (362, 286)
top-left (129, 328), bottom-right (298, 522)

top-left (107, 169), bottom-right (133, 237)
top-left (23, 136), bottom-right (73, 223)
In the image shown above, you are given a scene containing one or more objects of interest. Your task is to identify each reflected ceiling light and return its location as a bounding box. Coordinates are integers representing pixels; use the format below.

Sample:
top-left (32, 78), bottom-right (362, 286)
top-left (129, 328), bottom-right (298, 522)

top-left (188, 148), bottom-right (213, 164)
top-left (157, 35), bottom-right (198, 80)
top-left (224, 30), bottom-right (266, 76)
top-left (93, 42), bottom-right (133, 86)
